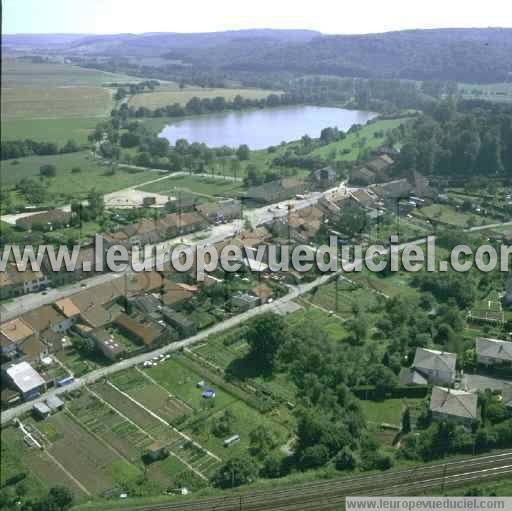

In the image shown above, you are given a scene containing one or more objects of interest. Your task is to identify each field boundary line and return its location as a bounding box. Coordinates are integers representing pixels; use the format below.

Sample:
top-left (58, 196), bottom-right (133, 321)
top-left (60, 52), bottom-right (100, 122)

top-left (44, 450), bottom-right (92, 496)
top-left (134, 366), bottom-right (194, 411)
top-left (87, 386), bottom-right (209, 481)
top-left (106, 380), bottom-right (222, 463)
top-left (65, 408), bottom-right (137, 466)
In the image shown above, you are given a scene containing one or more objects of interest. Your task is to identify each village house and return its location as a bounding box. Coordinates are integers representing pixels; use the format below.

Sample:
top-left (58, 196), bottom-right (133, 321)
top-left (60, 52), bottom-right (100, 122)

top-left (245, 178), bottom-right (305, 204)
top-left (89, 328), bottom-right (126, 361)
top-left (114, 313), bottom-right (164, 347)
top-left (42, 247), bottom-right (100, 287)
top-left (430, 387), bottom-right (478, 428)
top-left (365, 154), bottom-right (395, 178)
top-left (476, 337), bottom-right (512, 366)
top-left (54, 298), bottom-right (81, 323)
top-left (0, 264), bottom-right (49, 299)
top-left (4, 361), bottom-right (46, 400)
top-left (350, 166), bottom-right (377, 186)
top-left (22, 305), bottom-right (73, 335)
top-left (412, 348), bottom-right (457, 386)
top-left (161, 307), bottom-right (196, 337)
top-left (15, 209), bottom-right (72, 231)
top-left (502, 385), bottom-right (512, 408)
top-left (312, 166), bottom-right (337, 188)
top-left (0, 318), bottom-right (36, 359)
top-left (196, 199), bottom-right (241, 224)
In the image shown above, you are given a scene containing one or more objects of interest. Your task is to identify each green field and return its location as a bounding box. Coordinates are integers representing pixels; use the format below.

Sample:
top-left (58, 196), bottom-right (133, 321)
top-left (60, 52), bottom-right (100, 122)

top-left (415, 204), bottom-right (494, 228)
top-left (128, 87), bottom-right (279, 109)
top-left (0, 152), bottom-right (157, 206)
top-left (1, 117), bottom-right (100, 144)
top-left (1, 85), bottom-right (112, 120)
top-left (1, 60), bottom-right (144, 87)
top-left (459, 82), bottom-right (512, 102)
top-left (140, 173), bottom-right (244, 198)
top-left (310, 118), bottom-right (411, 161)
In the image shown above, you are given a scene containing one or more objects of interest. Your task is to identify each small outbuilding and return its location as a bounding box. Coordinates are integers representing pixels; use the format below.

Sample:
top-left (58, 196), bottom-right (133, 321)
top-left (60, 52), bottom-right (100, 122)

top-left (33, 401), bottom-right (51, 419)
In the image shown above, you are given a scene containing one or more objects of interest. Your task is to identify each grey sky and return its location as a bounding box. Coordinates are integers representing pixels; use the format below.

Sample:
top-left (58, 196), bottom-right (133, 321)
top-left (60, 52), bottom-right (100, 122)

top-left (3, 0), bottom-right (511, 35)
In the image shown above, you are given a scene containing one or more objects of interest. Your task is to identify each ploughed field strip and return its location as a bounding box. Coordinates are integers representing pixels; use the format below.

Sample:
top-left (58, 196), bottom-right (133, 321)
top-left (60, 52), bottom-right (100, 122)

top-left (30, 412), bottom-right (124, 495)
top-left (90, 379), bottom-right (222, 479)
top-left (67, 391), bottom-right (152, 461)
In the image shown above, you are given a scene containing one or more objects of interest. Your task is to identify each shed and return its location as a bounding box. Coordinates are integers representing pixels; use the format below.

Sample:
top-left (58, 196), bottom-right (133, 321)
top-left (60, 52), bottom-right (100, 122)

top-left (33, 401), bottom-right (51, 419)
top-left (46, 395), bottom-right (65, 412)
top-left (224, 434), bottom-right (240, 447)
top-left (202, 389), bottom-right (216, 399)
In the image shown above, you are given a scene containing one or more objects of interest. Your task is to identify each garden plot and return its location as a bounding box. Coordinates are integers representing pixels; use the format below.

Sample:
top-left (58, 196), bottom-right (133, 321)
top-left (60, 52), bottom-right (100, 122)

top-left (110, 369), bottom-right (192, 424)
top-left (67, 391), bottom-right (151, 461)
top-left (33, 412), bottom-right (128, 494)
top-left (92, 378), bottom-right (220, 480)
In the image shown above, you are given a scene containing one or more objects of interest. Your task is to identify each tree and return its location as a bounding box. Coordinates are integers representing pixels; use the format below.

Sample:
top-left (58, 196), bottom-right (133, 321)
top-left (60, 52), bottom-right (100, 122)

top-left (261, 453), bottom-right (282, 478)
top-left (46, 485), bottom-right (74, 510)
top-left (40, 164), bottom-right (56, 178)
top-left (249, 425), bottom-right (278, 459)
top-left (236, 144), bottom-right (250, 161)
top-left (87, 189), bottom-right (104, 219)
top-left (245, 313), bottom-right (288, 369)
top-left (402, 407), bottom-right (411, 434)
top-left (335, 446), bottom-right (358, 471)
top-left (213, 456), bottom-right (258, 488)
top-left (212, 410), bottom-right (236, 437)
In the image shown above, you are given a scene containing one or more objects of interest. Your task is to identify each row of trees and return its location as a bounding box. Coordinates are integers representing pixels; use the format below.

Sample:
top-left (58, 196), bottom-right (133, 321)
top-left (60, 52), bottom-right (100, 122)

top-left (1, 139), bottom-right (80, 161)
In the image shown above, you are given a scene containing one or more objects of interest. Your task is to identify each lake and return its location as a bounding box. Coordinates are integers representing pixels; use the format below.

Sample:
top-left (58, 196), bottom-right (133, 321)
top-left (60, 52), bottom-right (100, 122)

top-left (158, 105), bottom-right (377, 150)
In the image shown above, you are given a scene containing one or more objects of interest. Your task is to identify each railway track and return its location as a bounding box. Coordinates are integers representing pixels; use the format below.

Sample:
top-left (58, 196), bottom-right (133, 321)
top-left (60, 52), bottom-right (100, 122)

top-left (124, 451), bottom-right (512, 511)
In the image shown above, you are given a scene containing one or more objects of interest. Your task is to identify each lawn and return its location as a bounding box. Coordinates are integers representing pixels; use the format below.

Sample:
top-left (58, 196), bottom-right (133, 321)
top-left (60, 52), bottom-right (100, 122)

top-left (310, 118), bottom-right (411, 161)
top-left (128, 87), bottom-right (278, 109)
top-left (140, 173), bottom-right (245, 198)
top-left (1, 117), bottom-right (101, 144)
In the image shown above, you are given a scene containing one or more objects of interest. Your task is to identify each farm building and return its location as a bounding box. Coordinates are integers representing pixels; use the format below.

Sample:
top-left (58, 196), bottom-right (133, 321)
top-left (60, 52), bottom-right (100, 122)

top-left (15, 209), bottom-right (72, 231)
top-left (246, 178), bottom-right (305, 204)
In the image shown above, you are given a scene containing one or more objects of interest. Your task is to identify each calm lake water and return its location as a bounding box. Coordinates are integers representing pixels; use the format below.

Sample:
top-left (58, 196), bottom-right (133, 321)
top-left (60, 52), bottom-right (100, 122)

top-left (158, 105), bottom-right (377, 150)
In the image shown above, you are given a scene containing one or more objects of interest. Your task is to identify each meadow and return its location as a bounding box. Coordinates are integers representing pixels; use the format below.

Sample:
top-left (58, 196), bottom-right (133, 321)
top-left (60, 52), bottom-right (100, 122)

top-left (1, 117), bottom-right (101, 144)
top-left (1, 86), bottom-right (112, 119)
top-left (0, 152), bottom-right (155, 196)
top-left (310, 118), bottom-right (410, 161)
top-left (1, 60), bottom-right (143, 87)
top-left (140, 173), bottom-right (244, 198)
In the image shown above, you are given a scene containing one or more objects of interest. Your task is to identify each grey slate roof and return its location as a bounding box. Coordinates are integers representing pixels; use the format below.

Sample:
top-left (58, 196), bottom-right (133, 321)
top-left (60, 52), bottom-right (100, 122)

top-left (399, 367), bottom-right (428, 386)
top-left (430, 387), bottom-right (478, 420)
top-left (476, 337), bottom-right (512, 363)
top-left (413, 348), bottom-right (457, 374)
top-left (502, 385), bottom-right (512, 408)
